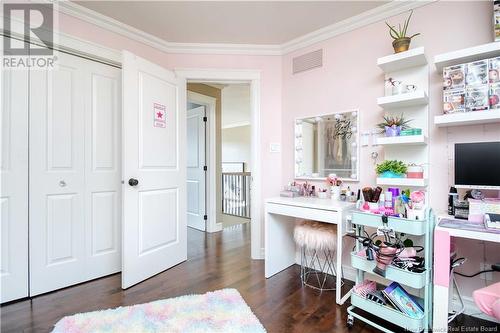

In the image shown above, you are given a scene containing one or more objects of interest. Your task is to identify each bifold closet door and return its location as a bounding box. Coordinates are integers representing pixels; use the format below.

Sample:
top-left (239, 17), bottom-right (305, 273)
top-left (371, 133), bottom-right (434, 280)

top-left (29, 52), bottom-right (121, 296)
top-left (1, 59), bottom-right (29, 303)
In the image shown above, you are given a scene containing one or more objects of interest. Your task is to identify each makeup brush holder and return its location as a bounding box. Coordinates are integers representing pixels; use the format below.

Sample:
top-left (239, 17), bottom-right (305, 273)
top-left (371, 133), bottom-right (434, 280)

top-left (330, 186), bottom-right (341, 201)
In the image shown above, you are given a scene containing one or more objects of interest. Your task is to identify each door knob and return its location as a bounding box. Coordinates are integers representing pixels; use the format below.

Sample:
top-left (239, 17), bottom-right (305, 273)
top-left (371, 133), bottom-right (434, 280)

top-left (128, 178), bottom-right (139, 186)
top-left (59, 180), bottom-right (67, 187)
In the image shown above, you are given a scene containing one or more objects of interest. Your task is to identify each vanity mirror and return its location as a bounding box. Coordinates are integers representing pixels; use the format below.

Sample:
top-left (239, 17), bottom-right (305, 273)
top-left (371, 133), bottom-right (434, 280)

top-left (295, 110), bottom-right (359, 181)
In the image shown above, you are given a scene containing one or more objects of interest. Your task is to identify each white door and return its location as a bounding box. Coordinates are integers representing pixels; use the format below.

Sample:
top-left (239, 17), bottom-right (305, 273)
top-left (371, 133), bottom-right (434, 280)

top-left (84, 60), bottom-right (122, 280)
top-left (187, 106), bottom-right (206, 231)
top-left (30, 52), bottom-right (86, 295)
top-left (121, 51), bottom-right (187, 289)
top-left (1, 59), bottom-right (29, 303)
top-left (29, 52), bottom-right (121, 296)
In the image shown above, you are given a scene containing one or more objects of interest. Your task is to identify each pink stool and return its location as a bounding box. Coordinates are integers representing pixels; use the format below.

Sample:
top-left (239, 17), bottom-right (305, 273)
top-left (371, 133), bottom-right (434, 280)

top-left (473, 282), bottom-right (500, 320)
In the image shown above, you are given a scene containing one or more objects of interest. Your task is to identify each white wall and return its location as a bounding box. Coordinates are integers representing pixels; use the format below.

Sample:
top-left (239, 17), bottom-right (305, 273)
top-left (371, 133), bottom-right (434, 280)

top-left (221, 84), bottom-right (251, 128)
top-left (222, 126), bottom-right (251, 172)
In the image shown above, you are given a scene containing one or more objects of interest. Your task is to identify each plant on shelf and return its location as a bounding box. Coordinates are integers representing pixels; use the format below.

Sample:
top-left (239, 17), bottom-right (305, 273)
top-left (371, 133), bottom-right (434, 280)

top-left (376, 160), bottom-right (408, 178)
top-left (377, 114), bottom-right (412, 137)
top-left (386, 10), bottom-right (420, 53)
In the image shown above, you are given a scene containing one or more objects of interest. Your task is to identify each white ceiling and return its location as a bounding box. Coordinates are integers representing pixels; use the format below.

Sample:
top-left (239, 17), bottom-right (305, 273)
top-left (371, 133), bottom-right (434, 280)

top-left (73, 1), bottom-right (388, 45)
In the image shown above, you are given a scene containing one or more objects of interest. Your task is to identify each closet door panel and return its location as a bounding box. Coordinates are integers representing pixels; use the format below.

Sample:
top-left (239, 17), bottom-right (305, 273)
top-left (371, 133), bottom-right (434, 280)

top-left (0, 67), bottom-right (29, 303)
top-left (29, 53), bottom-right (86, 296)
top-left (84, 64), bottom-right (121, 279)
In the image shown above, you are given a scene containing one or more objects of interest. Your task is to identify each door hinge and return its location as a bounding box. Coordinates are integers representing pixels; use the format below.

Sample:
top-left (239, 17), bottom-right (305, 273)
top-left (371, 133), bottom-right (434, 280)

top-left (203, 215), bottom-right (208, 220)
top-left (203, 166), bottom-right (207, 171)
top-left (203, 116), bottom-right (207, 122)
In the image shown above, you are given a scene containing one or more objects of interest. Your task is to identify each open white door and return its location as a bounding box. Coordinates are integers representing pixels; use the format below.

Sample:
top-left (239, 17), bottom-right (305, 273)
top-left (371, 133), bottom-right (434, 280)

top-left (187, 106), bottom-right (206, 231)
top-left (122, 51), bottom-right (187, 289)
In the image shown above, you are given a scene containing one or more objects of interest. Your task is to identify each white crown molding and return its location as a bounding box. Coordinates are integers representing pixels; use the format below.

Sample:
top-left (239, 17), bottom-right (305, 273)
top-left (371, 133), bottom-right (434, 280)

top-left (281, 0), bottom-right (437, 55)
top-left (57, 0), bottom-right (437, 57)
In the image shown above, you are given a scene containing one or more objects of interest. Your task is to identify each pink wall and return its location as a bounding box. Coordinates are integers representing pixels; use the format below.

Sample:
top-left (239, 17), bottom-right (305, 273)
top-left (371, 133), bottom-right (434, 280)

top-left (282, 1), bottom-right (499, 300)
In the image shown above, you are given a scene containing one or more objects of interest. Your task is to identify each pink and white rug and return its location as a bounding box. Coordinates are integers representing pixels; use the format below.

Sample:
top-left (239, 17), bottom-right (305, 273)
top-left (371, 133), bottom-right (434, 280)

top-left (52, 289), bottom-right (266, 333)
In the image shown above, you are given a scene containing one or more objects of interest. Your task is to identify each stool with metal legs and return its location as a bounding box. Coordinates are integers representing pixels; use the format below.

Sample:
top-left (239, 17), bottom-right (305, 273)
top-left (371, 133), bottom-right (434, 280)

top-left (294, 220), bottom-right (342, 292)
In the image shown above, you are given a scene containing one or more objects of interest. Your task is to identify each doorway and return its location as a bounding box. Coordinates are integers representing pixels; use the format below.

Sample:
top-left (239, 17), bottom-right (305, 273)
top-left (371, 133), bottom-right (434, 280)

top-left (178, 71), bottom-right (262, 260)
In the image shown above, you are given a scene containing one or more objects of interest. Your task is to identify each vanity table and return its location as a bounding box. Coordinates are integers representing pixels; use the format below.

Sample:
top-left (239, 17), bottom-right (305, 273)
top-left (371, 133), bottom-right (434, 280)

top-left (265, 196), bottom-right (356, 305)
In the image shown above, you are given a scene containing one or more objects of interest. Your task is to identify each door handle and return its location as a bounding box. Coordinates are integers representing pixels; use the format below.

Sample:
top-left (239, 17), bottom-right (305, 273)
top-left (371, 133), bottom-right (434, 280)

top-left (128, 178), bottom-right (139, 186)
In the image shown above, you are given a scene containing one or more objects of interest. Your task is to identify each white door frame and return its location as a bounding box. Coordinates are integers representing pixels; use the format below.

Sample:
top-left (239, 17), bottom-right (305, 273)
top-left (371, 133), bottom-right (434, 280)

top-left (176, 69), bottom-right (262, 260)
top-left (187, 91), bottom-right (220, 233)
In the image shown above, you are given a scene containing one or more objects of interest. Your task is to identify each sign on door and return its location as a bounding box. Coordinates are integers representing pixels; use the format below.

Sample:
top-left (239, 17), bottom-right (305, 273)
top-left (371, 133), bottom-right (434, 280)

top-left (153, 103), bottom-right (166, 128)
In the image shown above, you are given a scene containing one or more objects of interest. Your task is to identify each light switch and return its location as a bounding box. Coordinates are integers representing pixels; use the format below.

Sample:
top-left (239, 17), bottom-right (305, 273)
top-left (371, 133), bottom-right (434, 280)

top-left (269, 143), bottom-right (281, 153)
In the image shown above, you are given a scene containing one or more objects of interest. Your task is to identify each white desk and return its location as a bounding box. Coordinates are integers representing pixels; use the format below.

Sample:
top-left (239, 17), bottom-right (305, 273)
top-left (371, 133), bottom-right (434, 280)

top-left (433, 216), bottom-right (500, 332)
top-left (265, 196), bottom-right (356, 305)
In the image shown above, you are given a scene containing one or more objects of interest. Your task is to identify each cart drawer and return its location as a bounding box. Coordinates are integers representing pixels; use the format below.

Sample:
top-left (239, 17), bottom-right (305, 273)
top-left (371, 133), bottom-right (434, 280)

top-left (350, 252), bottom-right (426, 289)
top-left (352, 211), bottom-right (427, 235)
top-left (350, 293), bottom-right (425, 332)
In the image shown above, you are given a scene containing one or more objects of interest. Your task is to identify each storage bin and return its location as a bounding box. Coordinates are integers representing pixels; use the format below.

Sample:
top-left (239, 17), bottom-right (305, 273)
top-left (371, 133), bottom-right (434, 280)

top-left (352, 211), bottom-right (427, 235)
top-left (350, 293), bottom-right (426, 333)
top-left (351, 252), bottom-right (426, 289)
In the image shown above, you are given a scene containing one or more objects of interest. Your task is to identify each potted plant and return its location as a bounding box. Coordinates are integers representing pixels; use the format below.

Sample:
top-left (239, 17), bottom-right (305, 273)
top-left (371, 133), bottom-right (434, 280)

top-left (376, 160), bottom-right (407, 178)
top-left (377, 114), bottom-right (411, 137)
top-left (386, 10), bottom-right (420, 53)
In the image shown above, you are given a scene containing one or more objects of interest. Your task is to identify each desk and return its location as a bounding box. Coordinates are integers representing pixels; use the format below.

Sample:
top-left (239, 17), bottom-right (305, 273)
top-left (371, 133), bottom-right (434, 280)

top-left (433, 216), bottom-right (500, 332)
top-left (265, 196), bottom-right (355, 305)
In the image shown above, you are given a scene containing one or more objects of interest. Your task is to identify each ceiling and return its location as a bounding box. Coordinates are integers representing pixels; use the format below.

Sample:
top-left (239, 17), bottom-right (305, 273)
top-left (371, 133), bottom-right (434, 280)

top-left (73, 1), bottom-right (389, 45)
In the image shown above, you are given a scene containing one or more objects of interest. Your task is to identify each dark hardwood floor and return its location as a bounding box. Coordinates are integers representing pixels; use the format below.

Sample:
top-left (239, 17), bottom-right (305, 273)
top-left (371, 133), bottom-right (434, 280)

top-left (1, 225), bottom-right (496, 332)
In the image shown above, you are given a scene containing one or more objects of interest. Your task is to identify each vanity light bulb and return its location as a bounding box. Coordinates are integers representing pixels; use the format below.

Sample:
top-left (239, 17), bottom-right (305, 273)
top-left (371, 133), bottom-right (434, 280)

top-left (352, 126), bottom-right (357, 133)
top-left (351, 156), bottom-right (357, 161)
top-left (352, 142), bottom-right (357, 147)
top-left (315, 117), bottom-right (322, 122)
top-left (351, 173), bottom-right (357, 179)
top-left (334, 114), bottom-right (342, 119)
top-left (351, 111), bottom-right (357, 117)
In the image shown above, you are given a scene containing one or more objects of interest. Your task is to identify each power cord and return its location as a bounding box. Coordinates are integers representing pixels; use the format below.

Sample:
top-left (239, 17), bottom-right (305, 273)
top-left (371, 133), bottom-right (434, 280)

top-left (454, 262), bottom-right (500, 278)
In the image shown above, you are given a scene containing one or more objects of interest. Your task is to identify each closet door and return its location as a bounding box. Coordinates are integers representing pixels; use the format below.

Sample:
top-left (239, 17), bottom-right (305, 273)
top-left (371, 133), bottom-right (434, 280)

top-left (29, 52), bottom-right (87, 296)
top-left (1, 60), bottom-right (29, 303)
top-left (84, 61), bottom-right (121, 280)
top-left (30, 52), bottom-right (122, 295)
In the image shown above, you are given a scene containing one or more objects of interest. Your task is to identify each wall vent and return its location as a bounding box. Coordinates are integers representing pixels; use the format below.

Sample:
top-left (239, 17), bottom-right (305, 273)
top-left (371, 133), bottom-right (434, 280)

top-left (292, 49), bottom-right (323, 74)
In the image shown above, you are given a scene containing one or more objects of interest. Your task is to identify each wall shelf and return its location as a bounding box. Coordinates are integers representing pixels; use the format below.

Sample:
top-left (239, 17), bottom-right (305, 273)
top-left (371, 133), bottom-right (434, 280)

top-left (434, 110), bottom-right (500, 127)
top-left (377, 47), bottom-right (427, 73)
top-left (377, 91), bottom-right (428, 109)
top-left (434, 42), bottom-right (500, 71)
top-left (376, 177), bottom-right (428, 187)
top-left (376, 135), bottom-right (427, 146)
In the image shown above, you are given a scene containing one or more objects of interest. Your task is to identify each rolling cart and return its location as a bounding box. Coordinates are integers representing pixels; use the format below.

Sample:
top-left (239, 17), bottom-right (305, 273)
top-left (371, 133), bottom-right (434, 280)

top-left (346, 207), bottom-right (435, 332)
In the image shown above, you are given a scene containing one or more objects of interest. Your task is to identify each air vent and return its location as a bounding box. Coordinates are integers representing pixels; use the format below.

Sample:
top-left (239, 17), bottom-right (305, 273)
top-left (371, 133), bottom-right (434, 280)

top-left (292, 49), bottom-right (323, 74)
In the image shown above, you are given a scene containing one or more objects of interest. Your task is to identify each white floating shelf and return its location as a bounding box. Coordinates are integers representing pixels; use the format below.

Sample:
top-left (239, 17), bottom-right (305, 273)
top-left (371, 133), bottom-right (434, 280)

top-left (434, 42), bottom-right (500, 71)
top-left (376, 135), bottom-right (427, 146)
top-left (377, 47), bottom-right (427, 73)
top-left (377, 91), bottom-right (428, 109)
top-left (434, 110), bottom-right (500, 127)
top-left (376, 178), bottom-right (428, 187)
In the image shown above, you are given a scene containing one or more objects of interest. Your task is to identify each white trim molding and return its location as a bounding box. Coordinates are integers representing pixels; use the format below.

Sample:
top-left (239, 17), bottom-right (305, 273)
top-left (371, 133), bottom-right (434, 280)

top-left (176, 68), bottom-right (263, 260)
top-left (56, 0), bottom-right (435, 56)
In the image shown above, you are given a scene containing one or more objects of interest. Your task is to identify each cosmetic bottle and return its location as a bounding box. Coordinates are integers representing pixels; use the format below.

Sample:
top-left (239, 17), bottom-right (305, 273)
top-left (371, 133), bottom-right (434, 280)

top-left (385, 191), bottom-right (393, 208)
top-left (378, 193), bottom-right (385, 209)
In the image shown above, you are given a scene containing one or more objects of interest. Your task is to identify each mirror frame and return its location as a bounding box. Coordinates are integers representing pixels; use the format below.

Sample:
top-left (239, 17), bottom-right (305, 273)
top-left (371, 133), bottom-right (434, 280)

top-left (294, 109), bottom-right (360, 182)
